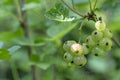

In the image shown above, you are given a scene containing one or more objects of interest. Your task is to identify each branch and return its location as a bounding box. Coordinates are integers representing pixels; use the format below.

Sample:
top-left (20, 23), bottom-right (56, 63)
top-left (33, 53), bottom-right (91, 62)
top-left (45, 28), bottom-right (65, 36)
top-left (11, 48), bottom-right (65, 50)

top-left (61, 0), bottom-right (85, 18)
top-left (88, 0), bottom-right (92, 12)
top-left (112, 37), bottom-right (120, 48)
top-left (14, 0), bottom-right (38, 80)
top-left (21, 0), bottom-right (38, 80)
top-left (14, 0), bottom-right (23, 22)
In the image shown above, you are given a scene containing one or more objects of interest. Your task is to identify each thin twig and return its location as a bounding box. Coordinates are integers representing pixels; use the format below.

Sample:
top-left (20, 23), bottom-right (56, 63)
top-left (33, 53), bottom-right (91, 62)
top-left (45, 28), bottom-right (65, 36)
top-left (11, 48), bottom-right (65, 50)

top-left (71, 0), bottom-right (75, 9)
top-left (112, 37), bottom-right (120, 48)
top-left (93, 0), bottom-right (97, 10)
top-left (78, 20), bottom-right (85, 43)
top-left (88, 0), bottom-right (92, 12)
top-left (61, 0), bottom-right (85, 17)
top-left (14, 0), bottom-right (38, 80)
top-left (14, 0), bottom-right (23, 22)
top-left (10, 60), bottom-right (19, 80)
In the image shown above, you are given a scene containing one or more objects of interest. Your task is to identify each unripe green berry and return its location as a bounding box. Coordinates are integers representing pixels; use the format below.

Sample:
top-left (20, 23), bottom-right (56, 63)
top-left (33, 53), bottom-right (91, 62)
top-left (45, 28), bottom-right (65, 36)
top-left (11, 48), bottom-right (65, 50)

top-left (70, 43), bottom-right (83, 56)
top-left (103, 28), bottom-right (113, 38)
top-left (63, 40), bottom-right (76, 52)
top-left (95, 20), bottom-right (106, 31)
top-left (91, 30), bottom-right (103, 42)
top-left (82, 43), bottom-right (89, 55)
top-left (99, 38), bottom-right (112, 52)
top-left (63, 52), bottom-right (73, 63)
top-left (86, 36), bottom-right (96, 50)
top-left (73, 56), bottom-right (87, 67)
top-left (92, 47), bottom-right (105, 56)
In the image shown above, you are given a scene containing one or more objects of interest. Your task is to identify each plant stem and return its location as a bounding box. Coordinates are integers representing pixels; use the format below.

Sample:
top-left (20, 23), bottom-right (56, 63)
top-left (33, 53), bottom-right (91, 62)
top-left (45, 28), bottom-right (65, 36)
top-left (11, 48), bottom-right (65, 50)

top-left (78, 20), bottom-right (85, 43)
top-left (21, 0), bottom-right (38, 80)
top-left (93, 0), bottom-right (98, 10)
top-left (88, 0), bottom-right (92, 12)
top-left (14, 0), bottom-right (23, 22)
top-left (53, 65), bottom-right (57, 80)
top-left (14, 0), bottom-right (38, 80)
top-left (61, 0), bottom-right (85, 17)
top-left (10, 60), bottom-right (19, 80)
top-left (71, 0), bottom-right (75, 9)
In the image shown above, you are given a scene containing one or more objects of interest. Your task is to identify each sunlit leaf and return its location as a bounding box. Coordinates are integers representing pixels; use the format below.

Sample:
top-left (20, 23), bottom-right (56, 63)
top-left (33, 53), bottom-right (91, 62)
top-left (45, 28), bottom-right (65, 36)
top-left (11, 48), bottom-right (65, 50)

top-left (36, 63), bottom-right (50, 70)
top-left (45, 3), bottom-right (76, 22)
top-left (22, 2), bottom-right (39, 11)
top-left (8, 45), bottom-right (21, 54)
top-left (30, 54), bottom-right (40, 63)
top-left (0, 49), bottom-right (11, 60)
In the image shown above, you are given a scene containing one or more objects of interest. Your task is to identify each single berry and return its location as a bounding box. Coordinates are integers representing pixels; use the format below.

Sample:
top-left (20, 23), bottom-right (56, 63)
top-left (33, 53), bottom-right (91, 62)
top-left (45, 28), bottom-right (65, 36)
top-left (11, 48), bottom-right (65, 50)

top-left (95, 20), bottom-right (106, 31)
top-left (63, 40), bottom-right (76, 52)
top-left (99, 38), bottom-right (112, 51)
top-left (92, 47), bottom-right (105, 56)
top-left (70, 43), bottom-right (83, 56)
top-left (102, 28), bottom-right (113, 38)
top-left (73, 56), bottom-right (87, 67)
top-left (82, 43), bottom-right (89, 55)
top-left (91, 30), bottom-right (103, 42)
top-left (63, 52), bottom-right (73, 63)
top-left (86, 36), bottom-right (96, 50)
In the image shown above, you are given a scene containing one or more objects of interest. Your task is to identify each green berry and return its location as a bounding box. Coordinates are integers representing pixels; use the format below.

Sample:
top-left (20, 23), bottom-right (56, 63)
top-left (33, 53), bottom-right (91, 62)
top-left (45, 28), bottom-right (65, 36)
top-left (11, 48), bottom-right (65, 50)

top-left (86, 36), bottom-right (96, 50)
top-left (95, 20), bottom-right (106, 31)
top-left (63, 40), bottom-right (76, 52)
top-left (82, 43), bottom-right (89, 55)
top-left (99, 38), bottom-right (112, 51)
top-left (70, 43), bottom-right (83, 56)
top-left (103, 28), bottom-right (113, 38)
top-left (91, 30), bottom-right (103, 42)
top-left (92, 47), bottom-right (105, 56)
top-left (73, 56), bottom-right (87, 67)
top-left (63, 52), bottom-right (73, 63)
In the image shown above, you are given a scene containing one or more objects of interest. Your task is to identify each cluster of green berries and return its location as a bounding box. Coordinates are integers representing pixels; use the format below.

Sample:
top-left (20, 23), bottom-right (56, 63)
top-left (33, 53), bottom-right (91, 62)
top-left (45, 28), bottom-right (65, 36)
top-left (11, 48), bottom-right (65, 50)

top-left (63, 40), bottom-right (87, 67)
top-left (63, 20), bottom-right (113, 67)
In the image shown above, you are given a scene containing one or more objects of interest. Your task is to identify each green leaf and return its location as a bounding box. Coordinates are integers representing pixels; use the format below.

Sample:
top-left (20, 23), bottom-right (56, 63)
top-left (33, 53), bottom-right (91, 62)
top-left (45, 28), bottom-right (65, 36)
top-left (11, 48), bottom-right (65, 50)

top-left (45, 3), bottom-right (76, 22)
top-left (47, 22), bottom-right (78, 41)
top-left (22, 2), bottom-right (39, 11)
top-left (29, 62), bottom-right (50, 70)
top-left (14, 38), bottom-right (45, 46)
top-left (30, 54), bottom-right (40, 63)
top-left (36, 63), bottom-right (50, 70)
top-left (0, 49), bottom-right (11, 60)
top-left (0, 28), bottom-right (23, 42)
top-left (8, 45), bottom-right (21, 54)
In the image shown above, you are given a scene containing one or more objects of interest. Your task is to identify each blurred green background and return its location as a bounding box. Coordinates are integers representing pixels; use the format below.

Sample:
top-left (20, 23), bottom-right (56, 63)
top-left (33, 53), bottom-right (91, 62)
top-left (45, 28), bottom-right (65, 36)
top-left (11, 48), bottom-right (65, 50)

top-left (0, 0), bottom-right (120, 80)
